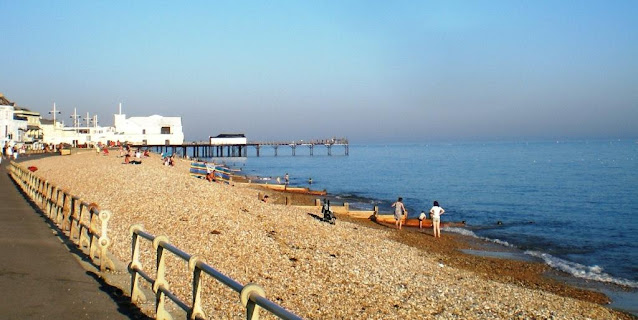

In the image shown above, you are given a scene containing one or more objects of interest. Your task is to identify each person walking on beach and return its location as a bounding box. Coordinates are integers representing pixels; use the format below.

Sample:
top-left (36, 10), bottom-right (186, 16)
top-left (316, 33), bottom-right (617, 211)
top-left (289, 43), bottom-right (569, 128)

top-left (391, 197), bottom-right (407, 230)
top-left (430, 201), bottom-right (445, 238)
top-left (284, 173), bottom-right (289, 185)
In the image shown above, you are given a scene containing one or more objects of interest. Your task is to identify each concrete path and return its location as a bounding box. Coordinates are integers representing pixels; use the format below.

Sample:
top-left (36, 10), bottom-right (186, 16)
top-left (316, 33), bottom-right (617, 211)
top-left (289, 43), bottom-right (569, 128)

top-left (0, 158), bottom-right (149, 319)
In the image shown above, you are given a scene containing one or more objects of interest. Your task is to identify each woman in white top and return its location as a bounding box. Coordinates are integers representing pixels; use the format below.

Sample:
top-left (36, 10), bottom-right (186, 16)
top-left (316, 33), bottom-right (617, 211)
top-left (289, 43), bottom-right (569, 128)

top-left (429, 201), bottom-right (445, 238)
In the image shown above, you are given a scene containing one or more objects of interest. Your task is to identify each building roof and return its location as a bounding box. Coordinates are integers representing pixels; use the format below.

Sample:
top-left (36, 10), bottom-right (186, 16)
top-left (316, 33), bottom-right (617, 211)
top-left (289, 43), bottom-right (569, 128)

top-left (214, 134), bottom-right (246, 138)
top-left (0, 93), bottom-right (16, 106)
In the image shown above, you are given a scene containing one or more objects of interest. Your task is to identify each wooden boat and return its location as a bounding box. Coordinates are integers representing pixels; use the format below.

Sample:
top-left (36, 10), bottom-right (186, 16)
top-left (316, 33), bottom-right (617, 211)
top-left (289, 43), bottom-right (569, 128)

top-left (258, 184), bottom-right (327, 196)
top-left (371, 214), bottom-right (465, 228)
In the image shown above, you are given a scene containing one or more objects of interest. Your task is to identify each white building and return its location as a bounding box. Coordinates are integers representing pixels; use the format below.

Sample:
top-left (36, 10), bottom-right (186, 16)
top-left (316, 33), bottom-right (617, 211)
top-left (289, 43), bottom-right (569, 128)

top-left (113, 110), bottom-right (184, 145)
top-left (209, 134), bottom-right (247, 145)
top-left (1, 94), bottom-right (20, 147)
top-left (41, 104), bottom-right (185, 146)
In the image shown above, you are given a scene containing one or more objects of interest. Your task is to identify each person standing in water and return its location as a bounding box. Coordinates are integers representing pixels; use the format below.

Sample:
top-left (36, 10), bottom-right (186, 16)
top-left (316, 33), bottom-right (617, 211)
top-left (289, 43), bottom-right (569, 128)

top-left (429, 201), bottom-right (445, 238)
top-left (391, 197), bottom-right (407, 230)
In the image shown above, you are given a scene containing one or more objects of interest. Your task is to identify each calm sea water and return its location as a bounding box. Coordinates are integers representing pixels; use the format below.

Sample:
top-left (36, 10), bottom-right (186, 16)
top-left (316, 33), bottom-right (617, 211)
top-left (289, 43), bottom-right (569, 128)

top-left (203, 140), bottom-right (638, 290)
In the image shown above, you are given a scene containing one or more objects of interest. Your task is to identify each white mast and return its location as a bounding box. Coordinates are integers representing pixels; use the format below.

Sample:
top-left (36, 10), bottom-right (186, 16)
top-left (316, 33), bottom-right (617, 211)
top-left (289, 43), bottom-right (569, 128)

top-left (119, 102), bottom-right (122, 115)
top-left (49, 102), bottom-right (61, 124)
top-left (70, 108), bottom-right (80, 129)
top-left (85, 112), bottom-right (90, 127)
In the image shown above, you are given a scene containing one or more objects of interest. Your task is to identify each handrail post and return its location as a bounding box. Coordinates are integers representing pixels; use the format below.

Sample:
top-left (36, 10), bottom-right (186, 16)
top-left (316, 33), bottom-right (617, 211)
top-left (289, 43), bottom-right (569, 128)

top-left (129, 224), bottom-right (146, 303)
top-left (188, 256), bottom-right (206, 320)
top-left (70, 197), bottom-right (79, 240)
top-left (98, 210), bottom-right (114, 271)
top-left (153, 235), bottom-right (171, 320)
top-left (240, 283), bottom-right (266, 320)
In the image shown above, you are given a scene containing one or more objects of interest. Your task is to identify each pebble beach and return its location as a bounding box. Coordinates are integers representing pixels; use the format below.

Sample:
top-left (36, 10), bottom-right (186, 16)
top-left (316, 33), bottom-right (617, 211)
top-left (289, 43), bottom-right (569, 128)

top-left (18, 151), bottom-right (632, 319)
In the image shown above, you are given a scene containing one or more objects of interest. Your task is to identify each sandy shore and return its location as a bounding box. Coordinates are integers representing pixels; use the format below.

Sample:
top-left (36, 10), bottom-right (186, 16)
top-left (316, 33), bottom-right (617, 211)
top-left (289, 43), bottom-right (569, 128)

top-left (18, 152), bottom-right (632, 319)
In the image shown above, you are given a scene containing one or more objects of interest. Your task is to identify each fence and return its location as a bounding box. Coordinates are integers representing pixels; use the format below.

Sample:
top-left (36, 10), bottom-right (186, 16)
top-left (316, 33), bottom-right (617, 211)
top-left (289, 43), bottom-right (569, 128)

top-left (8, 162), bottom-right (114, 271)
top-left (8, 161), bottom-right (303, 319)
top-left (129, 225), bottom-right (303, 320)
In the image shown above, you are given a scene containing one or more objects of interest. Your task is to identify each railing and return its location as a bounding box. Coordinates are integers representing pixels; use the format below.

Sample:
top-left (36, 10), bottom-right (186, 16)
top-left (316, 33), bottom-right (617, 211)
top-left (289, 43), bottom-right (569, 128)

top-left (8, 162), bottom-right (114, 271)
top-left (129, 225), bottom-right (303, 320)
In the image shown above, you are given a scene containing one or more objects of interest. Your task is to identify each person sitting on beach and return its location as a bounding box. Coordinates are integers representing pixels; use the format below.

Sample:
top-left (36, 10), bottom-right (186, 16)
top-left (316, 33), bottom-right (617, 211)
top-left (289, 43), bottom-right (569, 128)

top-left (124, 152), bottom-right (131, 164)
top-left (418, 210), bottom-right (427, 229)
top-left (262, 195), bottom-right (269, 203)
top-left (206, 169), bottom-right (216, 182)
top-left (430, 201), bottom-right (445, 238)
top-left (143, 149), bottom-right (150, 157)
top-left (391, 197), bottom-right (407, 230)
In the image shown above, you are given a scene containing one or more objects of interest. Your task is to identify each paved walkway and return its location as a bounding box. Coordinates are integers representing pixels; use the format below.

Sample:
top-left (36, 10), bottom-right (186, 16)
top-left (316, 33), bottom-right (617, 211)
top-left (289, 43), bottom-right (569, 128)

top-left (0, 159), bottom-right (149, 319)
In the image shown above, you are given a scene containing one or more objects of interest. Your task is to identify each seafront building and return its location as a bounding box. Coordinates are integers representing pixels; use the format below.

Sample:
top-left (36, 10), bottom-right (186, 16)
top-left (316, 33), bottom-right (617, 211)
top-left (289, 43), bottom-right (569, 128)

top-left (41, 103), bottom-right (185, 146)
top-left (1, 93), bottom-right (32, 147)
top-left (1, 93), bottom-right (184, 148)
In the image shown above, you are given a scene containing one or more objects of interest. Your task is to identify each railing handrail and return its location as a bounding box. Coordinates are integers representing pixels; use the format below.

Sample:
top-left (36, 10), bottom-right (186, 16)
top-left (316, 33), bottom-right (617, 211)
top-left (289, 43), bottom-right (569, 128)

top-left (130, 225), bottom-right (303, 320)
top-left (7, 162), bottom-right (114, 272)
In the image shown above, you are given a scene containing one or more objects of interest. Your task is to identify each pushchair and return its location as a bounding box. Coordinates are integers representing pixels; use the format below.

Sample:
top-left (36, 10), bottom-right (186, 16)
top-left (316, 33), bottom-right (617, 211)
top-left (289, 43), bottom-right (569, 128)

top-left (321, 199), bottom-right (336, 224)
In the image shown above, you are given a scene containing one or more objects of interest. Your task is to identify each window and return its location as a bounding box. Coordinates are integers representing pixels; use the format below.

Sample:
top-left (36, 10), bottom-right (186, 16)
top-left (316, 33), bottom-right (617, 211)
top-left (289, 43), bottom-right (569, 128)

top-left (161, 127), bottom-right (171, 134)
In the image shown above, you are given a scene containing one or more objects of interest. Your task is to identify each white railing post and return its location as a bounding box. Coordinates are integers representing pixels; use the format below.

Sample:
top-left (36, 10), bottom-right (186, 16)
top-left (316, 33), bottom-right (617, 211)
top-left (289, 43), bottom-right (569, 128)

top-left (188, 255), bottom-right (206, 320)
top-left (98, 210), bottom-right (114, 271)
top-left (152, 235), bottom-right (172, 320)
top-left (129, 224), bottom-right (146, 303)
top-left (240, 283), bottom-right (266, 320)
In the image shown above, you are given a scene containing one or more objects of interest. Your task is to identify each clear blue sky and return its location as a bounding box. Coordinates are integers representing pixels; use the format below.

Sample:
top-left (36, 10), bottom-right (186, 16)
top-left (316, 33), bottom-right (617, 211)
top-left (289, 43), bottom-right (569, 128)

top-left (1, 1), bottom-right (636, 142)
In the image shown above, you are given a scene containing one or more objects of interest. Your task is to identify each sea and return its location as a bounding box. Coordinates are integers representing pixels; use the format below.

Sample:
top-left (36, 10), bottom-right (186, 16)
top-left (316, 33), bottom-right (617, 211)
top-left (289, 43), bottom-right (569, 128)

top-left (198, 139), bottom-right (638, 314)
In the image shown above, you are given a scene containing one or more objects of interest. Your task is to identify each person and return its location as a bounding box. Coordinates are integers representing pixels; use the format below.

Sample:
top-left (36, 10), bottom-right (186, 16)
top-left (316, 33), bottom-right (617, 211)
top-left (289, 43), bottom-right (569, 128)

top-left (276, 176), bottom-right (281, 184)
top-left (391, 197), bottom-right (407, 230)
top-left (206, 169), bottom-right (216, 182)
top-left (430, 201), bottom-right (445, 238)
top-left (308, 177), bottom-right (313, 184)
top-left (284, 173), bottom-right (289, 185)
top-left (418, 210), bottom-right (427, 229)
top-left (262, 195), bottom-right (269, 203)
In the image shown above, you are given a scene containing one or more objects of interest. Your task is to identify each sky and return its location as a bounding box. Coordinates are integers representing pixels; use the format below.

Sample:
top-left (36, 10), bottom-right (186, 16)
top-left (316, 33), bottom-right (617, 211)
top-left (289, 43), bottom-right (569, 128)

top-left (1, 0), bottom-right (637, 143)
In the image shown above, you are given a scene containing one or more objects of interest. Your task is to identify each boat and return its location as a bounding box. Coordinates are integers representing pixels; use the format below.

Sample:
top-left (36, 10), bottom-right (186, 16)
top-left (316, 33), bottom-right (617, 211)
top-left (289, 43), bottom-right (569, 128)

top-left (371, 214), bottom-right (465, 228)
top-left (258, 184), bottom-right (327, 196)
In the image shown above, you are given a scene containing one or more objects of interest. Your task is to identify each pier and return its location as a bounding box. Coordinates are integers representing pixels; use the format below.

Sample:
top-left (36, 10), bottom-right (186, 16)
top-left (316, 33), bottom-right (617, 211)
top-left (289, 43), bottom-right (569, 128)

top-left (136, 138), bottom-right (349, 158)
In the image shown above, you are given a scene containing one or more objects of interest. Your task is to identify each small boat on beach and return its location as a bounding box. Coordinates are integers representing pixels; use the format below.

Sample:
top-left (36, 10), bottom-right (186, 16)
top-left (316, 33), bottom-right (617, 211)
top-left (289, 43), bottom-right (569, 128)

top-left (371, 214), bottom-right (465, 228)
top-left (258, 184), bottom-right (327, 196)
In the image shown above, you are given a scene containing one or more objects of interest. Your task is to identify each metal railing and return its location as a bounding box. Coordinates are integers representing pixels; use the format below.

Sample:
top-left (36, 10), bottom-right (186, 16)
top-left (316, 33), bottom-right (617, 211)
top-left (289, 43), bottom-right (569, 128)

top-left (129, 225), bottom-right (303, 320)
top-left (8, 162), bottom-right (114, 271)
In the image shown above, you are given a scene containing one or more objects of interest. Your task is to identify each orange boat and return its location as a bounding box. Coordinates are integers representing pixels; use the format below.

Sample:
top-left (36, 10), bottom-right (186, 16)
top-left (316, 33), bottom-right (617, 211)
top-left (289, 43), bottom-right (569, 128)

top-left (258, 184), bottom-right (327, 196)
top-left (371, 214), bottom-right (465, 228)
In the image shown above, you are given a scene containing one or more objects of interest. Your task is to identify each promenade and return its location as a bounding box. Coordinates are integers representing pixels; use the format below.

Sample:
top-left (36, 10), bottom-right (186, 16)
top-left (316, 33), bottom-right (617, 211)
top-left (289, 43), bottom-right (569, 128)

top-left (0, 158), bottom-right (148, 319)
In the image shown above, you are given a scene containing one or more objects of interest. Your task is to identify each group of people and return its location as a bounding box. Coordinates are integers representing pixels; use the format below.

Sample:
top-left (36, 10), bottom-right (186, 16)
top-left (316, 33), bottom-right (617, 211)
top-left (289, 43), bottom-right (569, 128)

top-left (2, 143), bottom-right (23, 163)
top-left (119, 145), bottom-right (151, 165)
top-left (392, 197), bottom-right (445, 238)
top-left (162, 152), bottom-right (175, 167)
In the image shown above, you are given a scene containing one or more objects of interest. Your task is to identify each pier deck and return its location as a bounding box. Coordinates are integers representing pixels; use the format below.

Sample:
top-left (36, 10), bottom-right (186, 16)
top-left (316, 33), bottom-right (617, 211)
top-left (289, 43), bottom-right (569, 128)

top-left (136, 138), bottom-right (349, 158)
